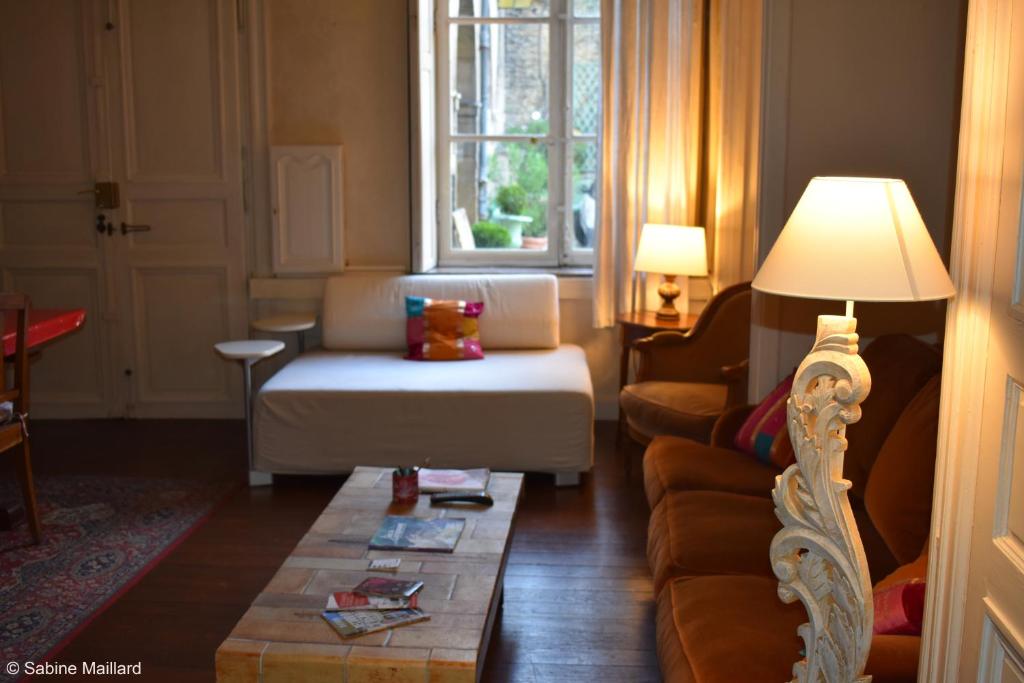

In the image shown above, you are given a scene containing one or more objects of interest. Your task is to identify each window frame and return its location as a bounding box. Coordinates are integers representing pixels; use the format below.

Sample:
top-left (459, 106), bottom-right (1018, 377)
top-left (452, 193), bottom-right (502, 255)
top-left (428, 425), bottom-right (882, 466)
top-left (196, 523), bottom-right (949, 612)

top-left (434, 0), bottom-right (599, 268)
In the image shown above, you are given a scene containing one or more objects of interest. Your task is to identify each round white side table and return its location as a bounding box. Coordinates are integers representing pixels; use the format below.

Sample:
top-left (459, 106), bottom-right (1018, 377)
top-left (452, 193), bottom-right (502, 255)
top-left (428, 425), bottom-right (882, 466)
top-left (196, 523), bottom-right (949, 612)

top-left (251, 312), bottom-right (317, 354)
top-left (214, 340), bottom-right (285, 486)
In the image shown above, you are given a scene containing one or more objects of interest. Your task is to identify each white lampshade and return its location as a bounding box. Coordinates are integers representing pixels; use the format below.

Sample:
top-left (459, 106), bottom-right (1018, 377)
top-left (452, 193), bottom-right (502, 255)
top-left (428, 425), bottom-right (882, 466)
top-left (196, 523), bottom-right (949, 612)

top-left (752, 177), bottom-right (955, 302)
top-left (634, 224), bottom-right (709, 276)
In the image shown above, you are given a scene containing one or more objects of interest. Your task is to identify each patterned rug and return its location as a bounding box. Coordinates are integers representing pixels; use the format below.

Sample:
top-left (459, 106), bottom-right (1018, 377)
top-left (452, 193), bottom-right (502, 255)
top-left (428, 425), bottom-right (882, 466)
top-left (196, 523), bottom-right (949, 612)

top-left (0, 476), bottom-right (236, 679)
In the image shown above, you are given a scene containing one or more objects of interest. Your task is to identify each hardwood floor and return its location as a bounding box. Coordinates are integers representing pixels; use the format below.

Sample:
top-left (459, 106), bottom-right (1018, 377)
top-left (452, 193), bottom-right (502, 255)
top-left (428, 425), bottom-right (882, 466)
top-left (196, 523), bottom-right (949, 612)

top-left (14, 419), bottom-right (659, 682)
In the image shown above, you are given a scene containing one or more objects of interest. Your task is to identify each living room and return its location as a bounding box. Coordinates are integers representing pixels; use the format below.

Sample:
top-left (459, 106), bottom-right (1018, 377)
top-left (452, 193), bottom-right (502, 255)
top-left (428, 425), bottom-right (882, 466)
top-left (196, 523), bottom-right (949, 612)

top-left (1, 0), bottom-right (1022, 681)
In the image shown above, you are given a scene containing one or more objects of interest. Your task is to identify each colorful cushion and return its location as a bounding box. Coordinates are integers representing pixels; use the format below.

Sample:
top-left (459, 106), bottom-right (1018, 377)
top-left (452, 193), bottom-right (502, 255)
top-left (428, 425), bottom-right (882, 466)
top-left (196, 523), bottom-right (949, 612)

top-left (734, 373), bottom-right (795, 467)
top-left (405, 296), bottom-right (484, 361)
top-left (872, 579), bottom-right (926, 635)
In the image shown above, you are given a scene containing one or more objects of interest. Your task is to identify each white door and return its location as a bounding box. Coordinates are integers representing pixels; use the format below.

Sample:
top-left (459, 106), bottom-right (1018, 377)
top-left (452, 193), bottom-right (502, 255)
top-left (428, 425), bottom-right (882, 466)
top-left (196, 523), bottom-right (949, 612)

top-left (0, 0), bottom-right (248, 418)
top-left (956, 0), bottom-right (1024, 677)
top-left (103, 0), bottom-right (248, 417)
top-left (0, 1), bottom-right (120, 417)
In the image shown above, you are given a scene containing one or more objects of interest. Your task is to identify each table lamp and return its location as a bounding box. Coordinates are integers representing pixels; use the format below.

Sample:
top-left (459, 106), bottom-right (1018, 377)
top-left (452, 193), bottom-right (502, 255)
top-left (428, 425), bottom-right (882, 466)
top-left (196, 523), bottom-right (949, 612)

top-left (752, 176), bottom-right (954, 682)
top-left (633, 224), bottom-right (708, 320)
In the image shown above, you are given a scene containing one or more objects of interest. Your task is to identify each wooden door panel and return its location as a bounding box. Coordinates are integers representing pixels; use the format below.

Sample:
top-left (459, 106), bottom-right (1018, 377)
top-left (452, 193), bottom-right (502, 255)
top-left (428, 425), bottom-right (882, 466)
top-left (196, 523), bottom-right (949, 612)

top-left (109, 0), bottom-right (246, 417)
top-left (120, 0), bottom-right (224, 180)
top-left (0, 1), bottom-right (94, 180)
top-left (0, 0), bottom-right (117, 417)
top-left (124, 198), bottom-right (229, 248)
top-left (130, 267), bottom-right (232, 408)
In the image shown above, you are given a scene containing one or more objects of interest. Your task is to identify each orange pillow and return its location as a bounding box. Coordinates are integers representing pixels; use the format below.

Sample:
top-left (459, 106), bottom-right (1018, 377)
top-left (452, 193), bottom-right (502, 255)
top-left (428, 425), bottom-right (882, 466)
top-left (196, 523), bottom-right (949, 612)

top-left (405, 296), bottom-right (484, 361)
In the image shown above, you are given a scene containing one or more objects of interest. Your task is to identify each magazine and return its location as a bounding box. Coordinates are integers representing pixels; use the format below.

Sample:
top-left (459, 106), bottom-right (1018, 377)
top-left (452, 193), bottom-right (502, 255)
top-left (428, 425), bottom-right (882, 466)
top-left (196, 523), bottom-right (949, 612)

top-left (368, 516), bottom-right (465, 553)
top-left (325, 591), bottom-right (419, 611)
top-left (352, 576), bottom-right (424, 598)
top-left (417, 468), bottom-right (490, 493)
top-left (321, 608), bottom-right (429, 638)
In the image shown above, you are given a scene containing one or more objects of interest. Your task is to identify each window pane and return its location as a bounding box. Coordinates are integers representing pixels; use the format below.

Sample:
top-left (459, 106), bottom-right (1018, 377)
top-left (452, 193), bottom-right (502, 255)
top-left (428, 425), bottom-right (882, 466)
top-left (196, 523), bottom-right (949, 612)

top-left (574, 0), bottom-right (599, 17)
top-left (450, 140), bottom-right (549, 250)
top-left (450, 23), bottom-right (550, 135)
top-left (573, 23), bottom-right (600, 135)
top-left (450, 0), bottom-right (550, 18)
top-left (571, 141), bottom-right (598, 249)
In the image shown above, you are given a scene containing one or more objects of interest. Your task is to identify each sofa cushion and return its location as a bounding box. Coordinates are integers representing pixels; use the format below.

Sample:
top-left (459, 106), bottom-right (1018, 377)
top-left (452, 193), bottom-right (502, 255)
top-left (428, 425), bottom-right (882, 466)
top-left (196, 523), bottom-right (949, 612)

top-left (865, 375), bottom-right (942, 565)
top-left (657, 574), bottom-right (920, 683)
top-left (844, 334), bottom-right (941, 500)
top-left (405, 296), bottom-right (484, 360)
top-left (647, 490), bottom-right (779, 593)
top-left (734, 372), bottom-right (794, 466)
top-left (621, 382), bottom-right (728, 443)
top-left (254, 347), bottom-right (593, 475)
top-left (323, 273), bottom-right (559, 351)
top-left (643, 435), bottom-right (779, 510)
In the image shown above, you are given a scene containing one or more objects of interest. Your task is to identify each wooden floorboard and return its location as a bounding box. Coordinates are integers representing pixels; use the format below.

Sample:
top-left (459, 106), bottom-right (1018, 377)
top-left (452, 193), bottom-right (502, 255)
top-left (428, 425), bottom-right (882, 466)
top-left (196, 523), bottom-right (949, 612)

top-left (8, 419), bottom-right (658, 682)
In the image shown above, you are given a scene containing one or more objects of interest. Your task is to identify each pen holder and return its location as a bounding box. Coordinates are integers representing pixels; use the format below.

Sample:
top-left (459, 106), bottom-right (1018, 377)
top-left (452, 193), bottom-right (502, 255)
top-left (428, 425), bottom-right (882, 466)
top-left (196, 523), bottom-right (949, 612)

top-left (392, 468), bottom-right (419, 504)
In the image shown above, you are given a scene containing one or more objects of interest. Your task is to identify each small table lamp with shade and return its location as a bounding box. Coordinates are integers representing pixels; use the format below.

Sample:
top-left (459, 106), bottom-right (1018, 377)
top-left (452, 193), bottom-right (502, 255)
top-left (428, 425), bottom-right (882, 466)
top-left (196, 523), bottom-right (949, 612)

top-left (633, 223), bottom-right (709, 320)
top-left (752, 176), bottom-right (955, 682)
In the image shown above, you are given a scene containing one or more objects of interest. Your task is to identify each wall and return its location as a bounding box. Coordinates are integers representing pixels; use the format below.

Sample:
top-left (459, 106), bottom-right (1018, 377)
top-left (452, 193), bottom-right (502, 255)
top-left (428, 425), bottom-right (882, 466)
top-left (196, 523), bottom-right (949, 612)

top-left (263, 0), bottom-right (411, 272)
top-left (752, 0), bottom-right (968, 396)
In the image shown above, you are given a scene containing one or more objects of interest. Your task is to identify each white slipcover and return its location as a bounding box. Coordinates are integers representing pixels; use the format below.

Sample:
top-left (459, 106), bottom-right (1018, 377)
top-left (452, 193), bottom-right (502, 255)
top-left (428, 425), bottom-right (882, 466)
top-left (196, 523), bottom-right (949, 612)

top-left (322, 273), bottom-right (560, 350)
top-left (254, 348), bottom-right (594, 474)
top-left (254, 273), bottom-right (594, 477)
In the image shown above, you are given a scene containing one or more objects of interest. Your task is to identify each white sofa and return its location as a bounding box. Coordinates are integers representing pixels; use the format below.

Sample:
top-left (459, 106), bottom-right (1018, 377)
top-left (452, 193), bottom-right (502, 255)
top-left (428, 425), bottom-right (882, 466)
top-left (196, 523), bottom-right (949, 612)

top-left (253, 273), bottom-right (594, 485)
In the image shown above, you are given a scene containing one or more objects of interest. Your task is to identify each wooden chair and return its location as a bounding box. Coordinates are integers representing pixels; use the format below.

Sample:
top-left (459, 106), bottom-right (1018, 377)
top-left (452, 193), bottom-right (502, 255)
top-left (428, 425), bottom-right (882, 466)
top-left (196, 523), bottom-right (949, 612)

top-left (2, 293), bottom-right (40, 544)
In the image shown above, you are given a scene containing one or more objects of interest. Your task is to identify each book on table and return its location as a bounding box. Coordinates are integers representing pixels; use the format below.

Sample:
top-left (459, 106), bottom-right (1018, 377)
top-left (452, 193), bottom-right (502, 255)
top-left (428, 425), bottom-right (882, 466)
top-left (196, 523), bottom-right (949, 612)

top-left (321, 608), bottom-right (429, 638)
top-left (351, 576), bottom-right (424, 599)
top-left (368, 516), bottom-right (465, 553)
top-left (417, 468), bottom-right (490, 493)
top-left (325, 591), bottom-right (419, 611)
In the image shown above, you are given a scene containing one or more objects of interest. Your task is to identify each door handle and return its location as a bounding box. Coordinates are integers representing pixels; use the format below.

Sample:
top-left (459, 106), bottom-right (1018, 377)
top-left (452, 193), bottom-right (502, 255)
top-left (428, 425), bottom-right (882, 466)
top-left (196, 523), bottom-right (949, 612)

top-left (121, 222), bottom-right (151, 235)
top-left (96, 214), bottom-right (113, 236)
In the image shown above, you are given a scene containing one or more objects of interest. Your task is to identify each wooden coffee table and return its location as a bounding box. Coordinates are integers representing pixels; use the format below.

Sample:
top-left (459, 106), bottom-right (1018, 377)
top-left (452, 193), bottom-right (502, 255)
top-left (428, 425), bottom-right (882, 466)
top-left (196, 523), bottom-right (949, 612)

top-left (215, 466), bottom-right (524, 682)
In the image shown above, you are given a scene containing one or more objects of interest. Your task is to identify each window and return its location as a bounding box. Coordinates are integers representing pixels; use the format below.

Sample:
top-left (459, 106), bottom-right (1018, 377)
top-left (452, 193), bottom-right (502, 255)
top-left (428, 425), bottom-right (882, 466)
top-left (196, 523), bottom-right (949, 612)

top-left (435, 0), bottom-right (600, 267)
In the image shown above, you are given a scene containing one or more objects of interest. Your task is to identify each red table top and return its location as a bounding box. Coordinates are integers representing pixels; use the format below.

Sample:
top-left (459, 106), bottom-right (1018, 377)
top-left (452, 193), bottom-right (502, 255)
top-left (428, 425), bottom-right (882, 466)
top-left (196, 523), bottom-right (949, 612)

top-left (3, 308), bottom-right (86, 357)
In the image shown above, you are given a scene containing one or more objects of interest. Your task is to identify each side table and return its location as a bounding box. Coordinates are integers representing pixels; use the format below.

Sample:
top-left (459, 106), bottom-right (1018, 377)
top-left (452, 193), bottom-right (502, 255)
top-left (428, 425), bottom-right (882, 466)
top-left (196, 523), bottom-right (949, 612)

top-left (214, 340), bottom-right (285, 486)
top-left (251, 312), bottom-right (317, 354)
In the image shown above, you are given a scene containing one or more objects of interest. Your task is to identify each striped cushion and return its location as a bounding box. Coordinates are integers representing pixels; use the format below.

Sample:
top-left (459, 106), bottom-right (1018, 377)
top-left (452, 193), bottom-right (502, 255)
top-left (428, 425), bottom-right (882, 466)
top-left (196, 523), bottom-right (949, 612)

top-left (734, 373), bottom-right (795, 467)
top-left (405, 296), bottom-right (484, 361)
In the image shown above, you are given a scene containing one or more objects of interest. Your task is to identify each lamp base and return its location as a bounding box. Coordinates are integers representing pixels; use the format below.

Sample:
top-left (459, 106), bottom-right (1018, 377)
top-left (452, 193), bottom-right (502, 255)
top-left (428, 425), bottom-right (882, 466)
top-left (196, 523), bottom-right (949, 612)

top-left (655, 275), bottom-right (681, 320)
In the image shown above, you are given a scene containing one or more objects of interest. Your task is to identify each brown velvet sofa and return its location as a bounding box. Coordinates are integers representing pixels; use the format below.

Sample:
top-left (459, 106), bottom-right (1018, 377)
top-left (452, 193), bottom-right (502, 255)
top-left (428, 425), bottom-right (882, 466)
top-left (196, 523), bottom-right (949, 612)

top-left (642, 334), bottom-right (942, 682)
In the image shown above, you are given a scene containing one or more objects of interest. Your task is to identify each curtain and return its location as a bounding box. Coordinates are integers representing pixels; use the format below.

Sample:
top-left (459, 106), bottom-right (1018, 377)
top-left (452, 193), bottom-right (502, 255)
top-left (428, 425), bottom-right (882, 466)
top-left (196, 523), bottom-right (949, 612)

top-left (594, 0), bottom-right (762, 327)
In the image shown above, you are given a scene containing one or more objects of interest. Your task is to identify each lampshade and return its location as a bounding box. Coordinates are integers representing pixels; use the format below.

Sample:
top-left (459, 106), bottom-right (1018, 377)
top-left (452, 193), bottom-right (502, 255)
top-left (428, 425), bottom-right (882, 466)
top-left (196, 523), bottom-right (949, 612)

top-left (634, 224), bottom-right (709, 276)
top-left (752, 177), bottom-right (955, 302)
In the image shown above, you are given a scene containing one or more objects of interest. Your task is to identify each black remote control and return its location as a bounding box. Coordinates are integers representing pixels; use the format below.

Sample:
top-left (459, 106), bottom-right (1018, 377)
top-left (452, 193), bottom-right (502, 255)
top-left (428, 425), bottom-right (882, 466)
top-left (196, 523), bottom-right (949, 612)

top-left (429, 491), bottom-right (494, 506)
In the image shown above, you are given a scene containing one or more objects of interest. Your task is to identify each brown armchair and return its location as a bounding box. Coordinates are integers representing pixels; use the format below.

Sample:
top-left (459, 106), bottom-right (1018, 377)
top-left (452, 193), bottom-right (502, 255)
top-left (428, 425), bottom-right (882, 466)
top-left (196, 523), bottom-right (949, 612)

top-left (619, 282), bottom-right (752, 445)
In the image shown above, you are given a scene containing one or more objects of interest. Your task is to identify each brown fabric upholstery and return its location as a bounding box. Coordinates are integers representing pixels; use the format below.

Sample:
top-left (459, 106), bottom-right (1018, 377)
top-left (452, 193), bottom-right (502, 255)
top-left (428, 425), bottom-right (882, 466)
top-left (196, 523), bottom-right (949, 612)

top-left (633, 283), bottom-right (752, 386)
top-left (621, 381), bottom-right (729, 444)
top-left (658, 575), bottom-right (920, 683)
top-left (844, 335), bottom-right (941, 500)
top-left (709, 404), bottom-right (755, 447)
top-left (643, 435), bottom-right (780, 510)
top-left (865, 375), bottom-right (942, 566)
top-left (875, 545), bottom-right (930, 591)
top-left (647, 491), bottom-right (779, 593)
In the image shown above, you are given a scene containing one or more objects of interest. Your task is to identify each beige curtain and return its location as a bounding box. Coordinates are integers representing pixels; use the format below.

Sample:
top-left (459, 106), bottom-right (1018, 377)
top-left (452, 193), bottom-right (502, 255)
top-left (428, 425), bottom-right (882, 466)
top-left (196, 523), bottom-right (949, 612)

top-left (594, 0), bottom-right (762, 327)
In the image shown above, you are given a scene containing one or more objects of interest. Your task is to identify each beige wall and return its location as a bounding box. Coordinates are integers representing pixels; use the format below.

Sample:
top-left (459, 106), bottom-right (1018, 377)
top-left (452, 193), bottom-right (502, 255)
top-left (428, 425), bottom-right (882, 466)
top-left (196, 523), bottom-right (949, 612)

top-left (752, 0), bottom-right (967, 396)
top-left (265, 0), bottom-right (411, 271)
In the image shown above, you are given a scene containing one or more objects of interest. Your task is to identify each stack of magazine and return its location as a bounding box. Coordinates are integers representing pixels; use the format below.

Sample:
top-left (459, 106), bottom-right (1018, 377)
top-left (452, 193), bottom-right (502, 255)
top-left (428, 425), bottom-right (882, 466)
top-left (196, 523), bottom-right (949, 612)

top-left (321, 577), bottom-right (428, 638)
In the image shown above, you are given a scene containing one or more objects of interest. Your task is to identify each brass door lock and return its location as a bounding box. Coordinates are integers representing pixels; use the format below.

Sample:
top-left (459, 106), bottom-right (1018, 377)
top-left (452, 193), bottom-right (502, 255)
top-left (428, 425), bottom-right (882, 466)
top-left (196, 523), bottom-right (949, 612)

top-left (79, 182), bottom-right (120, 209)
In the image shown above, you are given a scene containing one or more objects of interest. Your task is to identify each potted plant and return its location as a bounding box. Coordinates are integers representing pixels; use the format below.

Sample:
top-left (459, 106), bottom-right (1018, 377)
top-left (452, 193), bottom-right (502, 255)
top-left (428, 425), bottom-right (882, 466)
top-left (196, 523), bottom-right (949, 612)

top-left (494, 185), bottom-right (531, 248)
top-left (520, 218), bottom-right (548, 250)
top-left (470, 221), bottom-right (512, 248)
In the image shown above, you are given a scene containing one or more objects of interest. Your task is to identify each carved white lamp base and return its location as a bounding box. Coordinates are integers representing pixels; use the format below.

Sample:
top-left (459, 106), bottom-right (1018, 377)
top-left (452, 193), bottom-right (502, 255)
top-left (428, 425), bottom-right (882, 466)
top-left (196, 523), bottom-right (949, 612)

top-left (770, 314), bottom-right (874, 683)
